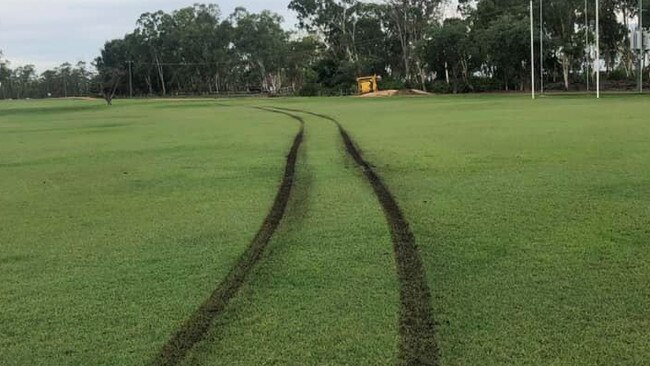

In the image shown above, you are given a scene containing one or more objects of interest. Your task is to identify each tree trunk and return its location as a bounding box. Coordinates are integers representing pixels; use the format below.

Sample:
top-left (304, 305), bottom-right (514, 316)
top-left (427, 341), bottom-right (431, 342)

top-left (391, 4), bottom-right (411, 83)
top-left (415, 60), bottom-right (426, 91)
top-left (145, 74), bottom-right (153, 96)
top-left (561, 54), bottom-right (570, 90)
top-left (445, 62), bottom-right (450, 84)
top-left (461, 59), bottom-right (469, 84)
top-left (154, 54), bottom-right (166, 96)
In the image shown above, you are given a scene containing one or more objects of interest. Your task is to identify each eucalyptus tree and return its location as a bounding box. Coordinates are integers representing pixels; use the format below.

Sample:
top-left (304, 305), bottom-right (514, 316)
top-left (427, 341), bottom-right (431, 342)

top-left (230, 8), bottom-right (290, 92)
top-left (384, 0), bottom-right (446, 88)
top-left (11, 65), bottom-right (37, 99)
top-left (617, 0), bottom-right (643, 75)
top-left (54, 62), bottom-right (72, 97)
top-left (419, 18), bottom-right (474, 92)
top-left (598, 0), bottom-right (629, 73)
top-left (179, 4), bottom-right (232, 93)
top-left (100, 68), bottom-right (124, 105)
top-left (288, 0), bottom-right (402, 90)
top-left (465, 0), bottom-right (531, 90)
top-left (289, 0), bottom-right (365, 62)
top-left (285, 36), bottom-right (322, 92)
top-left (136, 11), bottom-right (171, 95)
top-left (544, 0), bottom-right (586, 89)
top-left (72, 61), bottom-right (92, 96)
top-left (95, 38), bottom-right (129, 95)
top-left (345, 2), bottom-right (388, 74)
top-left (8, 0), bottom-right (642, 98)
top-left (0, 51), bottom-right (10, 99)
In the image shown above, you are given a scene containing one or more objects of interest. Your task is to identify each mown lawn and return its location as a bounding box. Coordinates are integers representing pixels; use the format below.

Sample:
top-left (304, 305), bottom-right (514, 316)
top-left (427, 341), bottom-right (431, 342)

top-left (268, 94), bottom-right (650, 365)
top-left (0, 99), bottom-right (298, 365)
top-left (181, 108), bottom-right (400, 366)
top-left (2, 95), bottom-right (649, 365)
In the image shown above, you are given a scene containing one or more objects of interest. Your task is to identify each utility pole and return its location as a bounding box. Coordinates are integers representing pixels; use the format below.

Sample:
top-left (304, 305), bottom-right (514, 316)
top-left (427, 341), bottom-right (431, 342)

top-left (530, 0), bottom-right (536, 99)
top-left (596, 0), bottom-right (600, 98)
top-left (127, 60), bottom-right (133, 98)
top-left (638, 0), bottom-right (645, 93)
top-left (539, 0), bottom-right (544, 94)
top-left (586, 0), bottom-right (590, 91)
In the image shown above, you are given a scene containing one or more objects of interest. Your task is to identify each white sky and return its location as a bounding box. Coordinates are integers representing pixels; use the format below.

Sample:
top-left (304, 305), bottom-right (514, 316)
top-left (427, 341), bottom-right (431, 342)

top-left (0, 0), bottom-right (458, 72)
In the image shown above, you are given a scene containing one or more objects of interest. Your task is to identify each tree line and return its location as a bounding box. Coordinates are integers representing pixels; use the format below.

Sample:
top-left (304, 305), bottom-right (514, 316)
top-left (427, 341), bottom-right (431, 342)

top-left (0, 53), bottom-right (94, 99)
top-left (1, 0), bottom-right (648, 99)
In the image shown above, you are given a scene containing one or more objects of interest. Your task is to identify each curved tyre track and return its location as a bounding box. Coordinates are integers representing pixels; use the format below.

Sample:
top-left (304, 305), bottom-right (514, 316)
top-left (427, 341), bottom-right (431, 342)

top-left (152, 110), bottom-right (304, 366)
top-left (272, 107), bottom-right (438, 366)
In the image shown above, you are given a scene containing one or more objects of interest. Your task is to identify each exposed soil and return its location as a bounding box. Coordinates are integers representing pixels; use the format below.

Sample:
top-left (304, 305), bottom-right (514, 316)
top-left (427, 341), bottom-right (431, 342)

top-left (152, 110), bottom-right (304, 366)
top-left (338, 127), bottom-right (437, 366)
top-left (359, 89), bottom-right (432, 98)
top-left (272, 107), bottom-right (438, 366)
top-left (60, 97), bottom-right (100, 101)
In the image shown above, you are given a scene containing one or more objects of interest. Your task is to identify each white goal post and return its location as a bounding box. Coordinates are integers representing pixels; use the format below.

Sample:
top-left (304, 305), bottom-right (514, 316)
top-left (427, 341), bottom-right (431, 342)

top-left (529, 0), bottom-right (644, 99)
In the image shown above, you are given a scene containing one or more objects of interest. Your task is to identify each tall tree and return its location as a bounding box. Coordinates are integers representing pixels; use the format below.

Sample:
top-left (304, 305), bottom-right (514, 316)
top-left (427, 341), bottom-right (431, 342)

top-left (230, 8), bottom-right (290, 92)
top-left (12, 65), bottom-right (37, 99)
top-left (4, 1), bottom-right (645, 98)
top-left (136, 11), bottom-right (171, 95)
top-left (289, 0), bottom-right (363, 62)
top-left (598, 0), bottom-right (628, 72)
top-left (467, 0), bottom-right (531, 90)
top-left (0, 51), bottom-right (10, 99)
top-left (420, 18), bottom-right (473, 92)
top-left (545, 0), bottom-right (586, 89)
top-left (384, 0), bottom-right (446, 88)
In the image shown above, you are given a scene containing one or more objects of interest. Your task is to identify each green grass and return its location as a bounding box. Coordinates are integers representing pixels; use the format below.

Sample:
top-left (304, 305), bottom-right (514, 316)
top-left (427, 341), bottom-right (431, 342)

top-left (0, 99), bottom-right (298, 365)
top-left (2, 94), bottom-right (650, 365)
top-left (265, 94), bottom-right (650, 365)
top-left (182, 111), bottom-right (400, 365)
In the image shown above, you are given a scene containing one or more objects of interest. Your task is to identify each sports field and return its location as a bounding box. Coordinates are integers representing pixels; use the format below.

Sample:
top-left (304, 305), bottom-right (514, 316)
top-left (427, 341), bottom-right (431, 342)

top-left (1, 95), bottom-right (649, 365)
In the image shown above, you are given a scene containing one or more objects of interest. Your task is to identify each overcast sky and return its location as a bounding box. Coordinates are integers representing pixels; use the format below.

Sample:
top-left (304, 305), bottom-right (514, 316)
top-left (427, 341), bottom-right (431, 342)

top-left (0, 0), bottom-right (458, 72)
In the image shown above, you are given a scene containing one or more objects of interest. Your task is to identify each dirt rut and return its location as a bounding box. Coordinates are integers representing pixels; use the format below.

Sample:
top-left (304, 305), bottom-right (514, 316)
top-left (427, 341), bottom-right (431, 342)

top-left (152, 111), bottom-right (304, 366)
top-left (272, 107), bottom-right (438, 366)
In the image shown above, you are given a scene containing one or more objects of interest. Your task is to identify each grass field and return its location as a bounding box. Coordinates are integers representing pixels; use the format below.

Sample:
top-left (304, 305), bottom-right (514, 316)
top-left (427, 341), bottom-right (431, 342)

top-left (1, 95), bottom-right (649, 365)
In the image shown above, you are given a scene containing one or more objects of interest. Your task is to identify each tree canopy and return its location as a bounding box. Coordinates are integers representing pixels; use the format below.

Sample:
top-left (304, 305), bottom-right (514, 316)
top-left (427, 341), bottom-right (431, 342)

top-left (0, 0), bottom-right (648, 99)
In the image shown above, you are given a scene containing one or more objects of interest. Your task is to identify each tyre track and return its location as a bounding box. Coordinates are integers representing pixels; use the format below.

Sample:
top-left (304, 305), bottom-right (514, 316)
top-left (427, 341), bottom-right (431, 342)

top-left (272, 107), bottom-right (438, 366)
top-left (152, 109), bottom-right (304, 366)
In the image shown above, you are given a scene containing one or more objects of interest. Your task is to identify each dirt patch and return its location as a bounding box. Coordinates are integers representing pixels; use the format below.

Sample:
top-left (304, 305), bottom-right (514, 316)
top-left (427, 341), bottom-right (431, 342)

top-left (152, 111), bottom-right (304, 366)
top-left (273, 107), bottom-right (438, 366)
top-left (359, 89), bottom-right (431, 98)
top-left (54, 97), bottom-right (100, 101)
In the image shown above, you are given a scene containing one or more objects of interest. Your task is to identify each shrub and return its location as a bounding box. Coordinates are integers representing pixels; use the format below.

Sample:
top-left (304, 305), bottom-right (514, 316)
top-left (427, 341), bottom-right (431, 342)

top-left (428, 81), bottom-right (452, 94)
top-left (468, 77), bottom-right (502, 92)
top-left (378, 78), bottom-right (405, 91)
top-left (298, 83), bottom-right (320, 96)
top-left (605, 68), bottom-right (635, 81)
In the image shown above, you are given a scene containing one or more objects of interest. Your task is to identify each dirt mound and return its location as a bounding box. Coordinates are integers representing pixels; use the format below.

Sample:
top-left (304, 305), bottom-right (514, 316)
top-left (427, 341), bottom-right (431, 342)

top-left (359, 89), bottom-right (400, 97)
top-left (402, 89), bottom-right (432, 96)
top-left (359, 89), bottom-right (431, 97)
top-left (62, 97), bottom-right (100, 101)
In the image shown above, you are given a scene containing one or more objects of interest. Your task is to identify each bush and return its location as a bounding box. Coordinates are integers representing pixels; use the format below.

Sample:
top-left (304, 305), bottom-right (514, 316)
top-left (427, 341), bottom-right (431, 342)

top-left (468, 77), bottom-right (502, 92)
top-left (423, 77), bottom-right (501, 94)
top-left (298, 83), bottom-right (320, 97)
top-left (297, 82), bottom-right (357, 96)
top-left (605, 68), bottom-right (635, 81)
top-left (378, 78), bottom-right (405, 90)
top-left (428, 81), bottom-right (452, 94)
